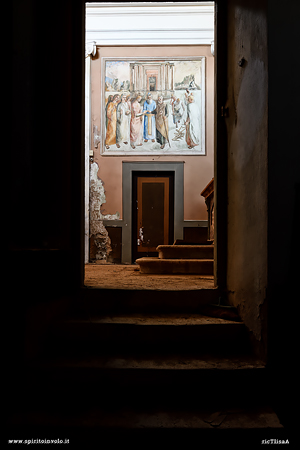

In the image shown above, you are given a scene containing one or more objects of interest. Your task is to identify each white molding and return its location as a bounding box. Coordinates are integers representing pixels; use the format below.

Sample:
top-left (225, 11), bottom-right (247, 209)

top-left (87, 28), bottom-right (214, 33)
top-left (86, 3), bottom-right (214, 46)
top-left (86, 9), bottom-right (214, 16)
top-left (86, 2), bottom-right (214, 9)
top-left (86, 31), bottom-right (214, 46)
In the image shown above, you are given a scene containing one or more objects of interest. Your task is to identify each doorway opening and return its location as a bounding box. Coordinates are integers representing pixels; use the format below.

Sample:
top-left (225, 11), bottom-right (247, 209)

top-left (85, 1), bottom-right (216, 289)
top-left (149, 76), bottom-right (157, 92)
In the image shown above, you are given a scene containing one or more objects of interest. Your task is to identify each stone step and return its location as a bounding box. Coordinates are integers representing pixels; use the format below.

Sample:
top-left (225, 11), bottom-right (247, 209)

top-left (7, 405), bottom-right (283, 446)
top-left (157, 244), bottom-right (214, 260)
top-left (77, 286), bottom-right (219, 314)
top-left (18, 352), bottom-right (274, 440)
top-left (136, 257), bottom-right (214, 275)
top-left (47, 313), bottom-right (248, 355)
top-left (24, 353), bottom-right (267, 409)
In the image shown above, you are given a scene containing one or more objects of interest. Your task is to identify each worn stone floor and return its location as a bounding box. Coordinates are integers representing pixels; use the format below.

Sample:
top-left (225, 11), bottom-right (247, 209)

top-left (84, 262), bottom-right (214, 290)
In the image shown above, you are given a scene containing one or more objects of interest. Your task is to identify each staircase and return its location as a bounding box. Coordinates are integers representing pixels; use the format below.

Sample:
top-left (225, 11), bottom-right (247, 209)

top-left (7, 284), bottom-right (283, 445)
top-left (136, 244), bottom-right (214, 275)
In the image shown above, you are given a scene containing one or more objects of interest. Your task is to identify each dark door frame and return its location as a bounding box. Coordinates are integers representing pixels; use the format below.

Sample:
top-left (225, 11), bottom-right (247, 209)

top-left (122, 162), bottom-right (184, 264)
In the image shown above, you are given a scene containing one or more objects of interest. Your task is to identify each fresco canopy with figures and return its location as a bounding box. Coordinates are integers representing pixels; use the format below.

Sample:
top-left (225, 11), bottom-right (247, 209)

top-left (101, 57), bottom-right (206, 155)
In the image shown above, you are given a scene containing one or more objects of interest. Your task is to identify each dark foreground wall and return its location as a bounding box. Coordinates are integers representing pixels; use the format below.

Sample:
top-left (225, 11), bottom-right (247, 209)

top-left (10, 0), bottom-right (85, 286)
top-left (225, 0), bottom-right (268, 348)
top-left (267, 0), bottom-right (300, 428)
top-left (8, 0), bottom-right (85, 416)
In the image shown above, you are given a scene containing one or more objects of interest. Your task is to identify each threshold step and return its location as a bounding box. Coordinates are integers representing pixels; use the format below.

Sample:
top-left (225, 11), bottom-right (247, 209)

top-left (157, 245), bottom-right (214, 260)
top-left (48, 313), bottom-right (247, 354)
top-left (52, 314), bottom-right (246, 345)
top-left (136, 257), bottom-right (214, 275)
top-left (23, 354), bottom-right (268, 410)
top-left (78, 287), bottom-right (219, 314)
top-left (7, 406), bottom-right (283, 445)
top-left (34, 353), bottom-right (265, 372)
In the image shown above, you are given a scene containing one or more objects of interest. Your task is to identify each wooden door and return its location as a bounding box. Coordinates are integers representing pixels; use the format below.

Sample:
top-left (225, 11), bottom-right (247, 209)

top-left (132, 172), bottom-right (174, 261)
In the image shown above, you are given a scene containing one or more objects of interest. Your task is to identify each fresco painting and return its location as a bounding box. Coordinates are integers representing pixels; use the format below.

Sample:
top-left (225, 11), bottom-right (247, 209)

top-left (102, 58), bottom-right (205, 155)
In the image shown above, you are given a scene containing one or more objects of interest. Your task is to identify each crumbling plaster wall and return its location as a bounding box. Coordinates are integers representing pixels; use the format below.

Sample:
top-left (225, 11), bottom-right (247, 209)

top-left (226, 0), bottom-right (268, 349)
top-left (89, 161), bottom-right (117, 260)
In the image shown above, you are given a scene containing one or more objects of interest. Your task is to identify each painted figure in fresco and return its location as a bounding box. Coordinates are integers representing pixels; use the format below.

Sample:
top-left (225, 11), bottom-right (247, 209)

top-left (126, 95), bottom-right (131, 111)
top-left (130, 94), bottom-right (144, 149)
top-left (170, 94), bottom-right (177, 118)
top-left (143, 93), bottom-right (156, 142)
top-left (153, 96), bottom-right (169, 149)
top-left (105, 94), bottom-right (120, 149)
top-left (185, 93), bottom-right (201, 149)
top-left (105, 95), bottom-right (114, 128)
top-left (172, 98), bottom-right (184, 128)
top-left (116, 94), bottom-right (131, 148)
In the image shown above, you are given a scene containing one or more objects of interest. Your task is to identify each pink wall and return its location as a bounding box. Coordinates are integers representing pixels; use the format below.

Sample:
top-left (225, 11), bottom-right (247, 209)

top-left (91, 46), bottom-right (214, 220)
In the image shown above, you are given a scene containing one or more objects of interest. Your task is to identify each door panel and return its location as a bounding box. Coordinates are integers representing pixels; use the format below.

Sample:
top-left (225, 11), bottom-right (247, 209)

top-left (137, 177), bottom-right (169, 253)
top-left (132, 172), bottom-right (174, 262)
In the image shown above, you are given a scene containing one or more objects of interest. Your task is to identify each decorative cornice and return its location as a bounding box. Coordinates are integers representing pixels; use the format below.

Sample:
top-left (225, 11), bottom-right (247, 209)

top-left (86, 2), bottom-right (214, 10)
top-left (86, 2), bottom-right (214, 46)
top-left (87, 28), bottom-right (213, 33)
top-left (85, 41), bottom-right (96, 58)
top-left (86, 30), bottom-right (214, 46)
top-left (87, 9), bottom-right (214, 16)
